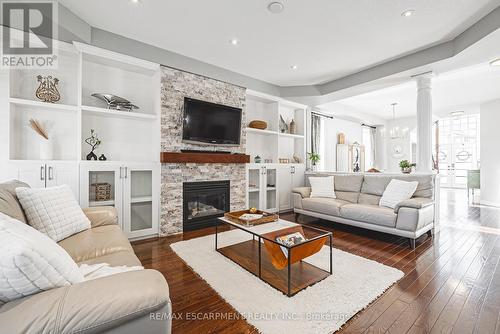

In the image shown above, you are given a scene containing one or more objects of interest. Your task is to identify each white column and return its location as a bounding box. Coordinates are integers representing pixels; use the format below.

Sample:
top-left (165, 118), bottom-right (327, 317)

top-left (415, 75), bottom-right (433, 173)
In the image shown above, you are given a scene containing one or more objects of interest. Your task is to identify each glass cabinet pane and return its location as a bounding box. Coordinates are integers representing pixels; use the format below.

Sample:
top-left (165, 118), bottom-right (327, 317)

top-left (130, 170), bottom-right (153, 232)
top-left (265, 168), bottom-right (277, 211)
top-left (89, 171), bottom-right (116, 207)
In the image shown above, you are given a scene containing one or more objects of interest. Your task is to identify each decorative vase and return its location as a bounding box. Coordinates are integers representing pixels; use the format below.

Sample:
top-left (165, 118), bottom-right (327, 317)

top-left (311, 164), bottom-right (318, 172)
top-left (40, 138), bottom-right (53, 160)
top-left (86, 150), bottom-right (98, 160)
top-left (254, 155), bottom-right (262, 163)
top-left (401, 167), bottom-right (412, 174)
top-left (289, 119), bottom-right (296, 134)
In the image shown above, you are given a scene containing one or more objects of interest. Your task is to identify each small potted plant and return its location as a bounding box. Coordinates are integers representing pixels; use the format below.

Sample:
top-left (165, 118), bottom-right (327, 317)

top-left (399, 160), bottom-right (416, 174)
top-left (308, 152), bottom-right (320, 171)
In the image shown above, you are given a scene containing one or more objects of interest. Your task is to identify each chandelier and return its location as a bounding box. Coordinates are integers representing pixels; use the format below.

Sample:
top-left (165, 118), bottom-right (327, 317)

top-left (389, 103), bottom-right (408, 139)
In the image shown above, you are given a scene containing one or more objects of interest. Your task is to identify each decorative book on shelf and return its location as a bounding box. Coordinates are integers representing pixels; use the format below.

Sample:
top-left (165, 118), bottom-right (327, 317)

top-left (262, 226), bottom-right (327, 270)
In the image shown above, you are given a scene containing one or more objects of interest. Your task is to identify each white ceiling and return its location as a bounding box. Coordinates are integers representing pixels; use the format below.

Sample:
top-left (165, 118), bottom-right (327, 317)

top-left (325, 63), bottom-right (500, 120)
top-left (60, 0), bottom-right (500, 86)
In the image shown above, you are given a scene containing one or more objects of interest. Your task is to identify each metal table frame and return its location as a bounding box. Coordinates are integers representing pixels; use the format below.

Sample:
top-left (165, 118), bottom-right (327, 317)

top-left (215, 218), bottom-right (333, 297)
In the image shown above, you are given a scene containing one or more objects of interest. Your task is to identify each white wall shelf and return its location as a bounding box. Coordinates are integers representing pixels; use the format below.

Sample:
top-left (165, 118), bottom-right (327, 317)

top-left (9, 98), bottom-right (78, 111)
top-left (81, 105), bottom-right (156, 120)
top-left (246, 127), bottom-right (278, 136)
top-left (245, 91), bottom-right (307, 213)
top-left (1, 38), bottom-right (162, 240)
top-left (245, 91), bottom-right (307, 164)
top-left (279, 133), bottom-right (304, 139)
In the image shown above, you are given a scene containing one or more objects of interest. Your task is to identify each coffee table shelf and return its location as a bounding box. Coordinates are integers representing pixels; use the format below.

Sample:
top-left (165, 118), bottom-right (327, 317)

top-left (215, 218), bottom-right (332, 297)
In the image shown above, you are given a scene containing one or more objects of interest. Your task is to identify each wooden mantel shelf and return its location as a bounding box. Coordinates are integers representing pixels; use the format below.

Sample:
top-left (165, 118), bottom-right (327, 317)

top-left (160, 152), bottom-right (250, 164)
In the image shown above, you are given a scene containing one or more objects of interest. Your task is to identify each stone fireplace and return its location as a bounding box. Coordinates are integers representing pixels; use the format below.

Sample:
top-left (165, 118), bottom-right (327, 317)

top-left (160, 66), bottom-right (247, 236)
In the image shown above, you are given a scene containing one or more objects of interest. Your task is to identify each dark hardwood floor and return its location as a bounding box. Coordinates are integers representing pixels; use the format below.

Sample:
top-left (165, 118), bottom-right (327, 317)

top-left (132, 189), bottom-right (500, 333)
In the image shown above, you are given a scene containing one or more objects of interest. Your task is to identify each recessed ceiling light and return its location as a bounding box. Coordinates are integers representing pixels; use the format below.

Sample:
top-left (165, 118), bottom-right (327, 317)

top-left (490, 58), bottom-right (500, 66)
top-left (229, 38), bottom-right (239, 46)
top-left (451, 111), bottom-right (465, 117)
top-left (131, 0), bottom-right (141, 3)
top-left (290, 65), bottom-right (298, 70)
top-left (401, 9), bottom-right (415, 17)
top-left (268, 2), bottom-right (284, 14)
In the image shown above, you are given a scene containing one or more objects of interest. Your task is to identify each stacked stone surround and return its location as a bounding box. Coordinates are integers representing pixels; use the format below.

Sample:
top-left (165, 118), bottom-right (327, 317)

top-left (160, 66), bottom-right (247, 236)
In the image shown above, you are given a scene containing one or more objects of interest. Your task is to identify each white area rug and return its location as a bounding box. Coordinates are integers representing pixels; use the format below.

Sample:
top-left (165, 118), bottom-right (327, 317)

top-left (171, 221), bottom-right (403, 334)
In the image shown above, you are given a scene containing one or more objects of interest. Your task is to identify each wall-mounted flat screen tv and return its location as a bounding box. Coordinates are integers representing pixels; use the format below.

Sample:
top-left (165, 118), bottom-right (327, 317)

top-left (182, 97), bottom-right (242, 146)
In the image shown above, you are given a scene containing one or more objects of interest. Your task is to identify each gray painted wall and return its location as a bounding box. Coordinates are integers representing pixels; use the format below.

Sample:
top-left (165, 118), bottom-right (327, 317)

top-left (58, 4), bottom-right (91, 43)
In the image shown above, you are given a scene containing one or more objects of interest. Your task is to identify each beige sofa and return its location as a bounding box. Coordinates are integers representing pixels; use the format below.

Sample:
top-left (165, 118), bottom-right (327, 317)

top-left (293, 173), bottom-right (437, 248)
top-left (0, 181), bottom-right (172, 334)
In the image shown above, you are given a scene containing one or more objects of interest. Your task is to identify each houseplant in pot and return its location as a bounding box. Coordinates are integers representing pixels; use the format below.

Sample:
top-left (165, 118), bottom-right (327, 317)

top-left (308, 152), bottom-right (320, 172)
top-left (399, 160), bottom-right (416, 174)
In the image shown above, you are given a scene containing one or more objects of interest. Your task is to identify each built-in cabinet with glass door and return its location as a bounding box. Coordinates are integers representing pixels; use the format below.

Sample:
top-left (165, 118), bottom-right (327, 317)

top-left (80, 162), bottom-right (159, 239)
top-left (247, 165), bottom-right (278, 212)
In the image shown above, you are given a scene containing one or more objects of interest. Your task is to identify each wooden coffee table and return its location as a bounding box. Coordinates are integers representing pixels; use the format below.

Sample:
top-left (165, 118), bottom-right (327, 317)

top-left (215, 218), bottom-right (332, 297)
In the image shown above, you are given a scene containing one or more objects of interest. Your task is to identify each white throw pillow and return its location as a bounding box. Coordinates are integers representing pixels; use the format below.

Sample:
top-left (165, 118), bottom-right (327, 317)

top-left (0, 212), bottom-right (83, 303)
top-left (379, 179), bottom-right (419, 209)
top-left (309, 176), bottom-right (336, 199)
top-left (16, 185), bottom-right (91, 242)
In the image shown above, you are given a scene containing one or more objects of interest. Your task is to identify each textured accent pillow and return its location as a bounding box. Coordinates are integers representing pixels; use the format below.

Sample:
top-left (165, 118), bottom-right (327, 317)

top-left (0, 180), bottom-right (29, 223)
top-left (16, 185), bottom-right (91, 242)
top-left (0, 212), bottom-right (83, 303)
top-left (309, 176), bottom-right (336, 199)
top-left (379, 179), bottom-right (418, 209)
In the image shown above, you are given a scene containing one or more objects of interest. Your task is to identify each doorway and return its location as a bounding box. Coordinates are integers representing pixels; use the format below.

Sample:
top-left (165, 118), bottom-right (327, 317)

top-left (437, 114), bottom-right (480, 188)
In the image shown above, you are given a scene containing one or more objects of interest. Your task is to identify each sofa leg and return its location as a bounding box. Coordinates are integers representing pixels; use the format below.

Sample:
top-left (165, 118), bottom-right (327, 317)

top-left (409, 238), bottom-right (416, 249)
top-left (427, 230), bottom-right (433, 238)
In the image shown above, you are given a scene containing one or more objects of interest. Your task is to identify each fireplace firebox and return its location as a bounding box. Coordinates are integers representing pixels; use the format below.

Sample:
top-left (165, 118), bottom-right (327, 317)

top-left (183, 181), bottom-right (230, 231)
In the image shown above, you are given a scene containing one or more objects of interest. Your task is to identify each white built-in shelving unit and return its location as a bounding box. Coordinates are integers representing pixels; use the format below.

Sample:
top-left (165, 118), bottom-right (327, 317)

top-left (3, 39), bottom-right (161, 239)
top-left (245, 90), bottom-right (308, 213)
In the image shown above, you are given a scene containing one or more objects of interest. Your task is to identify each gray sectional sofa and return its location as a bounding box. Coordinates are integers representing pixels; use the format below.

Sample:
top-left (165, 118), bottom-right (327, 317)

top-left (292, 172), bottom-right (438, 248)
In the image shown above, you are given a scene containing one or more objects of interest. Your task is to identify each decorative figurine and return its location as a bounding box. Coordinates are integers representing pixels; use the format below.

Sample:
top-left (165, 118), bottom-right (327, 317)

top-left (98, 154), bottom-right (107, 161)
top-left (254, 155), bottom-right (262, 163)
top-left (91, 93), bottom-right (139, 111)
top-left (35, 75), bottom-right (60, 103)
top-left (85, 129), bottom-right (101, 160)
top-left (279, 115), bottom-right (288, 133)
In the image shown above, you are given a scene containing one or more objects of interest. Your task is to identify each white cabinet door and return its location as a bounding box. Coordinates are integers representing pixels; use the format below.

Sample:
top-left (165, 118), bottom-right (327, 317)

top-left (263, 166), bottom-right (277, 212)
top-left (46, 162), bottom-right (79, 199)
top-left (122, 163), bottom-right (159, 239)
top-left (278, 164), bottom-right (306, 212)
top-left (278, 165), bottom-right (292, 212)
top-left (247, 165), bottom-right (278, 212)
top-left (8, 161), bottom-right (46, 188)
top-left (292, 164), bottom-right (306, 189)
top-left (80, 162), bottom-right (123, 228)
top-left (247, 167), bottom-right (261, 209)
